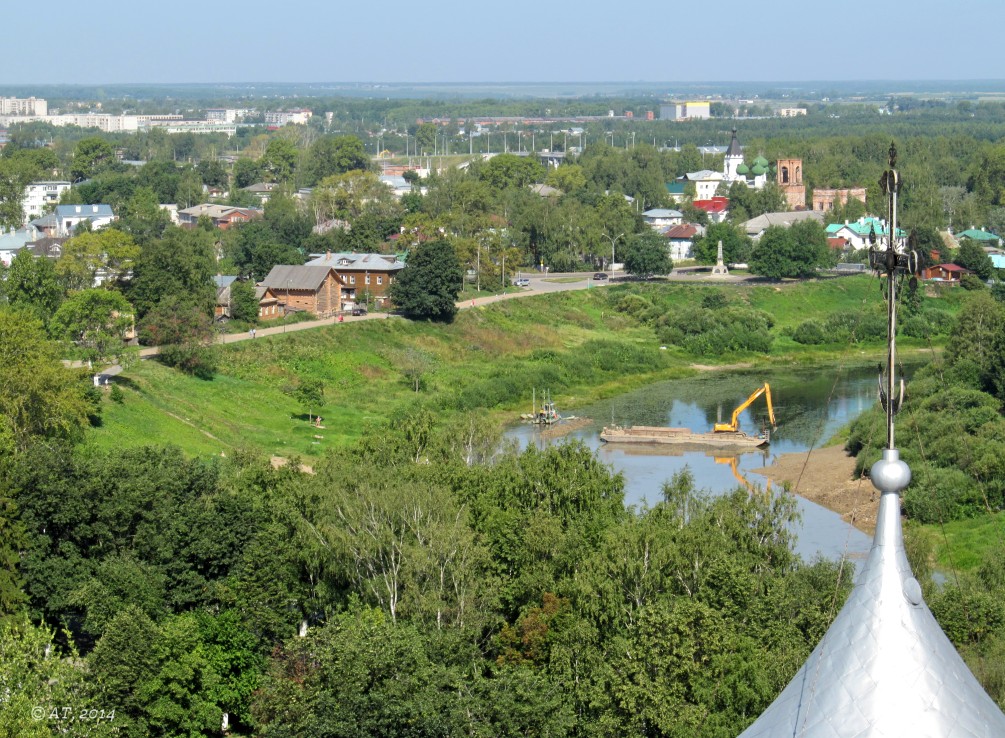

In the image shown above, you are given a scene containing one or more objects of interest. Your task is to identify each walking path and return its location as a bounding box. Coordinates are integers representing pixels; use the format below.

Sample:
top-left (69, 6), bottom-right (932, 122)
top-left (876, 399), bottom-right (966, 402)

top-left (74, 267), bottom-right (765, 366)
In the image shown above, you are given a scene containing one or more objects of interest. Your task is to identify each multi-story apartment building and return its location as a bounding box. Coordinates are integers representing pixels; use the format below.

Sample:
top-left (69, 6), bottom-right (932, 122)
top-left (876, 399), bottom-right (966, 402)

top-left (22, 181), bottom-right (71, 224)
top-left (0, 96), bottom-right (47, 116)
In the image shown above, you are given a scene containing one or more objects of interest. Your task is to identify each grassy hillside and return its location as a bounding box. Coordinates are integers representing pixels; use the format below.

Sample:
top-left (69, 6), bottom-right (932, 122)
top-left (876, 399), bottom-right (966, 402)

top-left (86, 275), bottom-right (953, 459)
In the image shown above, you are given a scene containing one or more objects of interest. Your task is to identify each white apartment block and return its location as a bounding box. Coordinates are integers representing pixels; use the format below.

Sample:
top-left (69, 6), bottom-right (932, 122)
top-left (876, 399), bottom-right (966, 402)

top-left (206, 108), bottom-right (252, 123)
top-left (0, 96), bottom-right (47, 116)
top-left (264, 109), bottom-right (312, 126)
top-left (22, 181), bottom-right (71, 224)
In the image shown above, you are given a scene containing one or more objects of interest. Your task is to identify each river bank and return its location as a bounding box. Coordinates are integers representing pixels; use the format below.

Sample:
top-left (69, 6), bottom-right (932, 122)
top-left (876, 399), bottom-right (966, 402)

top-left (753, 445), bottom-right (880, 536)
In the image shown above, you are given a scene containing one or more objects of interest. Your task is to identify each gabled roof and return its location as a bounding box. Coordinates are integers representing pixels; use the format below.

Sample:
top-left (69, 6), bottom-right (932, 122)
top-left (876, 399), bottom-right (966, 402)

top-left (261, 264), bottom-right (344, 291)
top-left (178, 203), bottom-right (261, 220)
top-left (25, 236), bottom-right (68, 258)
top-left (934, 263), bottom-right (967, 273)
top-left (684, 169), bottom-right (723, 181)
top-left (743, 210), bottom-right (824, 233)
top-left (663, 224), bottom-right (699, 239)
top-left (692, 197), bottom-right (729, 213)
top-left (306, 252), bottom-right (406, 272)
top-left (829, 217), bottom-right (907, 239)
top-left (956, 228), bottom-right (1000, 242)
top-left (529, 183), bottom-right (561, 197)
top-left (29, 213), bottom-right (58, 228)
top-left (54, 204), bottom-right (114, 218)
top-left (243, 182), bottom-right (277, 193)
top-left (0, 229), bottom-right (33, 252)
top-left (642, 208), bottom-right (682, 219)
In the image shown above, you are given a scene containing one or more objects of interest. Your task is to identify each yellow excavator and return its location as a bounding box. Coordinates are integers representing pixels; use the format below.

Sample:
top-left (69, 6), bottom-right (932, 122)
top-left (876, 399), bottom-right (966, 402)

top-left (713, 383), bottom-right (777, 435)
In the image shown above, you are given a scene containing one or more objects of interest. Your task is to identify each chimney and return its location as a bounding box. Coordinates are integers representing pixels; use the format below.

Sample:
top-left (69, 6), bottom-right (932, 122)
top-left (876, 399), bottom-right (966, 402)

top-left (326, 250), bottom-right (331, 260)
top-left (75, 205), bottom-right (81, 213)
top-left (92, 205), bottom-right (98, 213)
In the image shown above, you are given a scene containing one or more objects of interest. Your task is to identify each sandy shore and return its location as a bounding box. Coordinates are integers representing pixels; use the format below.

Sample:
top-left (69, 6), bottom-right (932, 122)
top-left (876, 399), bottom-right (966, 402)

top-left (753, 445), bottom-right (880, 536)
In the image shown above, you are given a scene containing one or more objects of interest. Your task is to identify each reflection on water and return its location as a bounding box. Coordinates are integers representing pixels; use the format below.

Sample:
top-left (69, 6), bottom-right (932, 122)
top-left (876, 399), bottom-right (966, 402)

top-left (507, 364), bottom-right (917, 563)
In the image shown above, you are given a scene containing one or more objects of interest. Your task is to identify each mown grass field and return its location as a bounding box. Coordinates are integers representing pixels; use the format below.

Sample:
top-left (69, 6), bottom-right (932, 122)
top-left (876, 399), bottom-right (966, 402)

top-left (87, 275), bottom-right (955, 461)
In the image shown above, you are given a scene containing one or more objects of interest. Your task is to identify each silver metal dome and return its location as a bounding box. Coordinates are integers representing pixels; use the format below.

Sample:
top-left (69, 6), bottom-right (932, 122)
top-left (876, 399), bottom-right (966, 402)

top-left (738, 450), bottom-right (1005, 737)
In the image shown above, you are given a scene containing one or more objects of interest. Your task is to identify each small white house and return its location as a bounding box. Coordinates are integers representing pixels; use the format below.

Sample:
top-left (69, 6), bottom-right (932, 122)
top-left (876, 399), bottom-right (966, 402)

top-left (31, 204), bottom-right (116, 237)
top-left (642, 208), bottom-right (683, 230)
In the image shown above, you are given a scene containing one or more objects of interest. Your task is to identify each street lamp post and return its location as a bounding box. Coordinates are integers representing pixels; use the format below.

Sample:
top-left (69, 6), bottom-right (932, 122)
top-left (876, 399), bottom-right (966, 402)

top-left (606, 232), bottom-right (624, 273)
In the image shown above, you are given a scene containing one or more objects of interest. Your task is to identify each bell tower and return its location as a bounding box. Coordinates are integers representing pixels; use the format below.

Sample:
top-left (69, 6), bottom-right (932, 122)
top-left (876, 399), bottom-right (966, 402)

top-left (776, 157), bottom-right (805, 210)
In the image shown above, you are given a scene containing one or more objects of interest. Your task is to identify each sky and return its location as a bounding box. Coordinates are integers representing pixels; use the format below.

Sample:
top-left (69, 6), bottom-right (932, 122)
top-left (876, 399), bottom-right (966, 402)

top-left (1, 0), bottom-right (1002, 86)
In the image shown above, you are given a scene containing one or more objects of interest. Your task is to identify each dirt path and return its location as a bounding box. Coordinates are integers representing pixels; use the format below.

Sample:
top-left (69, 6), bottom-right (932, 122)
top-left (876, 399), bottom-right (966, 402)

top-left (753, 445), bottom-right (880, 536)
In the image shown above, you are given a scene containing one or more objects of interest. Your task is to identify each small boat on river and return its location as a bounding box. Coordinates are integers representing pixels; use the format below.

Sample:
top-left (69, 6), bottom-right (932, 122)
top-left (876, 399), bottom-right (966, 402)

top-left (599, 425), bottom-right (770, 449)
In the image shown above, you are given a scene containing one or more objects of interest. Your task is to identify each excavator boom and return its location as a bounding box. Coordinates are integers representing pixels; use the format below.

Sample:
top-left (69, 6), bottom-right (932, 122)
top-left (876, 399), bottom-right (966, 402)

top-left (713, 383), bottom-right (776, 433)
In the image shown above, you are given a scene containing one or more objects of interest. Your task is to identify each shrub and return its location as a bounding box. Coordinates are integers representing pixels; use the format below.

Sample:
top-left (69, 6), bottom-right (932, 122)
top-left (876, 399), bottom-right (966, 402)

top-left (792, 320), bottom-right (828, 345)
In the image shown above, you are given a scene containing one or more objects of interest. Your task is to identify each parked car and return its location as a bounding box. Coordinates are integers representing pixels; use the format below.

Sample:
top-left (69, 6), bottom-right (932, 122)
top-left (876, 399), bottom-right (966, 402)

top-left (514, 278), bottom-right (531, 287)
top-left (351, 306), bottom-right (368, 316)
top-left (593, 272), bottom-right (608, 280)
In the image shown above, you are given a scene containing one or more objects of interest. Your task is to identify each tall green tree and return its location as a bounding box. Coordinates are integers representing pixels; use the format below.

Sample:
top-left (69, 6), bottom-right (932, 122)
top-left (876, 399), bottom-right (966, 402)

top-left (956, 238), bottom-right (994, 280)
top-left (479, 153), bottom-right (546, 190)
top-left (692, 222), bottom-right (753, 265)
top-left (750, 220), bottom-right (834, 278)
top-left (129, 226), bottom-right (217, 318)
top-left (70, 137), bottom-right (115, 183)
top-left (0, 308), bottom-right (92, 453)
top-left (56, 229), bottom-right (141, 290)
top-left (622, 230), bottom-right (672, 279)
top-left (4, 249), bottom-right (63, 321)
top-left (50, 289), bottom-right (135, 366)
top-left (139, 295), bottom-right (217, 378)
top-left (389, 239), bottom-right (463, 322)
top-left (301, 135), bottom-right (369, 186)
top-left (229, 279), bottom-right (260, 323)
top-left (0, 156), bottom-right (40, 230)
top-left (261, 138), bottom-right (299, 183)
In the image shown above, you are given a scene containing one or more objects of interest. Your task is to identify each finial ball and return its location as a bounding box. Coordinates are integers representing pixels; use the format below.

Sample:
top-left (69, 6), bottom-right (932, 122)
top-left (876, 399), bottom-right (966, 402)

top-left (871, 449), bottom-right (911, 494)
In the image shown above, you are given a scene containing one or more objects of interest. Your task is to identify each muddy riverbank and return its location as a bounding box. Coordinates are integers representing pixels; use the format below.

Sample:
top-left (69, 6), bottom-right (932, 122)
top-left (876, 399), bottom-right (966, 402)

top-left (753, 445), bottom-right (880, 536)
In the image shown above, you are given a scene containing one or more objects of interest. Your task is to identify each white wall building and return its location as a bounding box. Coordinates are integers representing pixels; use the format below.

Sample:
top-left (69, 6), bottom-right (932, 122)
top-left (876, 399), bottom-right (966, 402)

top-left (264, 109), bottom-right (312, 126)
top-left (684, 170), bottom-right (724, 201)
top-left (22, 181), bottom-right (71, 224)
top-left (642, 208), bottom-right (683, 230)
top-left (0, 96), bottom-right (47, 116)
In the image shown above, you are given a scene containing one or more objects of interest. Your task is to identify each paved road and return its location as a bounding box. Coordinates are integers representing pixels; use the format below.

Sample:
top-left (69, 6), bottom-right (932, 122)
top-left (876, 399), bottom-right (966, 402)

top-left (82, 267), bottom-right (756, 367)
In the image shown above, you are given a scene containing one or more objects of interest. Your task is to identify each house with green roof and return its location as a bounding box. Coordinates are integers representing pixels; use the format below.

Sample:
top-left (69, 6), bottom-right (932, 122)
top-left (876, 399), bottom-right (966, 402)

top-left (955, 228), bottom-right (1001, 247)
top-left (825, 217), bottom-right (907, 250)
top-left (665, 181), bottom-right (687, 204)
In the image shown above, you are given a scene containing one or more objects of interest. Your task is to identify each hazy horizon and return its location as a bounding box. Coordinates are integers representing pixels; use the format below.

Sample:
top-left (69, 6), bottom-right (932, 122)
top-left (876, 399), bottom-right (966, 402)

top-left (2, 0), bottom-right (1000, 87)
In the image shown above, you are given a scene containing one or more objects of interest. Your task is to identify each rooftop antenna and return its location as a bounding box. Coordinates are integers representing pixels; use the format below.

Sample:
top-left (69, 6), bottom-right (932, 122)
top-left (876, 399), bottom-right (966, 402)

top-left (738, 143), bottom-right (1005, 737)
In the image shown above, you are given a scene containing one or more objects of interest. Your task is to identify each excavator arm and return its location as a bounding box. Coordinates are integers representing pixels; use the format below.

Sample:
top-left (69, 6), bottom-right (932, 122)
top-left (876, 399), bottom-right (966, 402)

top-left (713, 383), bottom-right (776, 433)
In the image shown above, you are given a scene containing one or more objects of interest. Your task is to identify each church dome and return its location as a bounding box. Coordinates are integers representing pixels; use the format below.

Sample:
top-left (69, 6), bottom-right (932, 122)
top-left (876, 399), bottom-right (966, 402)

top-left (736, 163), bottom-right (750, 175)
top-left (750, 163), bottom-right (767, 175)
top-left (753, 155), bottom-right (770, 168)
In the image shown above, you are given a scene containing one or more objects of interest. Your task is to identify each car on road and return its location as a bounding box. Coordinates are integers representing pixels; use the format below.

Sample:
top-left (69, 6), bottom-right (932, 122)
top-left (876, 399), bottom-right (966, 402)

top-left (350, 306), bottom-right (368, 316)
top-left (513, 278), bottom-right (531, 287)
top-left (593, 272), bottom-right (608, 280)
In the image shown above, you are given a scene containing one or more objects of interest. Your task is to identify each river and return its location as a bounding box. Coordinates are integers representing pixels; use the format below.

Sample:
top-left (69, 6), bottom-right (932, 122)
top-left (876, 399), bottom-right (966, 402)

top-left (507, 363), bottom-right (908, 564)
